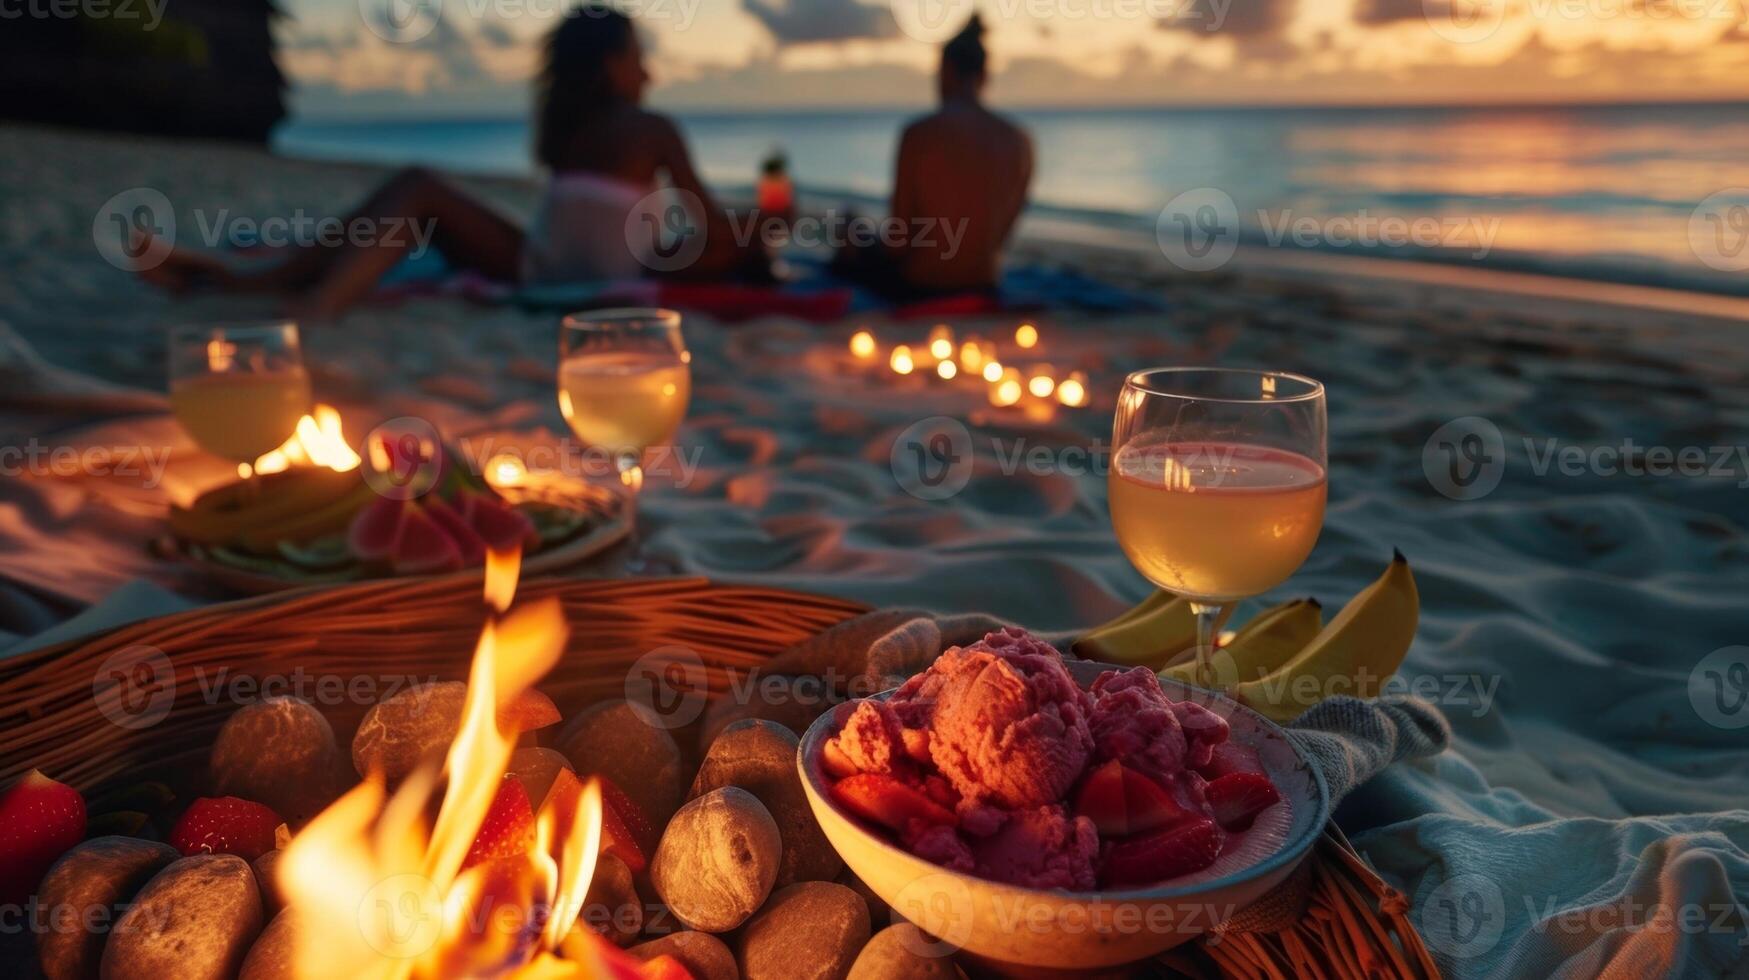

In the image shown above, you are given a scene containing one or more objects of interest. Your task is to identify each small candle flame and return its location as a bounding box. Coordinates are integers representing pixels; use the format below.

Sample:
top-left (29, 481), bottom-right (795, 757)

top-left (1015, 323), bottom-right (1039, 349)
top-left (936, 360), bottom-right (958, 380)
top-left (981, 361), bottom-right (1003, 383)
top-left (1028, 374), bottom-right (1056, 399)
top-left (850, 330), bottom-right (876, 359)
top-left (890, 345), bottom-right (915, 375)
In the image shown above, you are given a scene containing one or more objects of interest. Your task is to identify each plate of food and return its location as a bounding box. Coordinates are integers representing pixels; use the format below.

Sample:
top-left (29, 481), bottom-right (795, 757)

top-left (799, 627), bottom-right (1329, 971)
top-left (161, 442), bottom-right (630, 593)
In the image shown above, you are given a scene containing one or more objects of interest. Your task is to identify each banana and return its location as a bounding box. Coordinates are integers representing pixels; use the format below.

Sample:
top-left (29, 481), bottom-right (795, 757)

top-left (1086, 589), bottom-right (1180, 635)
top-left (1161, 597), bottom-right (1322, 688)
top-left (1234, 551), bottom-right (1419, 723)
top-left (1073, 592), bottom-right (1232, 671)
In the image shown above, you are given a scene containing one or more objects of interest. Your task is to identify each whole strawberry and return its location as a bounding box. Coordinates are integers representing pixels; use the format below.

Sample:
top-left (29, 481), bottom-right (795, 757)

top-left (170, 796), bottom-right (282, 859)
top-left (0, 769), bottom-right (87, 903)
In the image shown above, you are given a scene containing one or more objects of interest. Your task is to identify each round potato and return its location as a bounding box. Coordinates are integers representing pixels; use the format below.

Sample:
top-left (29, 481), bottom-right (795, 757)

top-left (238, 909), bottom-right (299, 980)
top-left (101, 854), bottom-right (263, 980)
top-left (629, 931), bottom-right (738, 980)
top-left (210, 696), bottom-right (346, 825)
top-left (350, 682), bottom-right (467, 783)
top-left (35, 836), bottom-right (179, 980)
top-left (848, 923), bottom-right (963, 980)
top-left (691, 719), bottom-right (840, 886)
top-left (651, 787), bottom-right (781, 933)
top-left (737, 881), bottom-right (870, 980)
top-left (560, 700), bottom-right (685, 825)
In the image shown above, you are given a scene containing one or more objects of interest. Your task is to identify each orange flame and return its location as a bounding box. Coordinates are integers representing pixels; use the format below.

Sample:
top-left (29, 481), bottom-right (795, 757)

top-left (278, 551), bottom-right (676, 979)
top-left (244, 404), bottom-right (362, 479)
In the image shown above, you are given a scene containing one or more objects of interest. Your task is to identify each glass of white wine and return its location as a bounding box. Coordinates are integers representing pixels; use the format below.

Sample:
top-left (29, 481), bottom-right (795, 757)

top-left (1109, 368), bottom-right (1327, 688)
top-left (558, 308), bottom-right (691, 497)
top-left (168, 321), bottom-right (311, 472)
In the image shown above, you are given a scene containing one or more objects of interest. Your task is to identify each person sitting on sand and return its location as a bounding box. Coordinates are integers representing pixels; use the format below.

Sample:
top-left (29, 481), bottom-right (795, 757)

top-left (833, 14), bottom-right (1033, 298)
top-left (138, 4), bottom-right (762, 317)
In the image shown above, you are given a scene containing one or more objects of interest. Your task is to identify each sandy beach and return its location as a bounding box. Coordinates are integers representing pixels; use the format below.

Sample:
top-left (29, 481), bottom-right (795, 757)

top-left (2, 122), bottom-right (1748, 974)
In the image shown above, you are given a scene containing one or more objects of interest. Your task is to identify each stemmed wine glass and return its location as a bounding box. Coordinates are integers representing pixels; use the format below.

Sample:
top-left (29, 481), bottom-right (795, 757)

top-left (1109, 368), bottom-right (1327, 688)
top-left (558, 308), bottom-right (691, 498)
top-left (168, 321), bottom-right (311, 475)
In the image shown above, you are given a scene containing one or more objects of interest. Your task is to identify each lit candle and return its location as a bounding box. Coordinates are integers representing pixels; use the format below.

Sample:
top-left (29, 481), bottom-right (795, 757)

top-left (981, 360), bottom-right (1003, 383)
top-left (1015, 323), bottom-right (1039, 349)
top-left (890, 345), bottom-right (915, 375)
top-left (937, 360), bottom-right (958, 380)
top-left (928, 324), bottom-right (954, 362)
top-left (958, 337), bottom-right (985, 373)
top-left (1028, 366), bottom-right (1056, 399)
top-left (1056, 371), bottom-right (1088, 408)
top-left (990, 378), bottom-right (1023, 407)
top-left (850, 330), bottom-right (876, 360)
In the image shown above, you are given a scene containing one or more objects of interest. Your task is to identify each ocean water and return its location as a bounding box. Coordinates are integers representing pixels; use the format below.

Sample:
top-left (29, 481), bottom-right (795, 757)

top-left (274, 104), bottom-right (1749, 294)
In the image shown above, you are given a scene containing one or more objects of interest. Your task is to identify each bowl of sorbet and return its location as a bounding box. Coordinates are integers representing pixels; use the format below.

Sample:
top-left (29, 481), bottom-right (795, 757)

top-left (797, 629), bottom-right (1329, 971)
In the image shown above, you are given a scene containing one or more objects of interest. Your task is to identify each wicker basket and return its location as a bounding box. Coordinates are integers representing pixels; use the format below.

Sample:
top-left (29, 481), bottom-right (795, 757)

top-left (0, 576), bottom-right (1438, 979)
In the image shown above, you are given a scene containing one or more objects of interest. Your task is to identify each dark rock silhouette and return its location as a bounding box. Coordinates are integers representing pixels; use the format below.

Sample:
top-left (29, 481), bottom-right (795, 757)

top-left (0, 0), bottom-right (286, 143)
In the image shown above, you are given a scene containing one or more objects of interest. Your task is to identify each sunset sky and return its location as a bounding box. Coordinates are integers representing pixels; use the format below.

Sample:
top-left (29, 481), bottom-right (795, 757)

top-left (281, 0), bottom-right (1749, 117)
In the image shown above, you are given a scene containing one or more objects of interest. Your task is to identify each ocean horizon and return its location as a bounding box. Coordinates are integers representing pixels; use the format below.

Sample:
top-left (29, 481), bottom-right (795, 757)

top-left (275, 102), bottom-right (1749, 296)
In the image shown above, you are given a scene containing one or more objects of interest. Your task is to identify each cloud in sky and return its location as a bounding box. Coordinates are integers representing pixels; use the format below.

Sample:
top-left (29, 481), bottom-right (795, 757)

top-left (276, 0), bottom-right (1749, 117)
top-left (1159, 0), bottom-right (1295, 38)
top-left (741, 0), bottom-right (899, 44)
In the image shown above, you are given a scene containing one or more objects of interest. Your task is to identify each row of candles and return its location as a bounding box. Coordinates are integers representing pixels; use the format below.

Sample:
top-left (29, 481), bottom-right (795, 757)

top-left (848, 323), bottom-right (1090, 410)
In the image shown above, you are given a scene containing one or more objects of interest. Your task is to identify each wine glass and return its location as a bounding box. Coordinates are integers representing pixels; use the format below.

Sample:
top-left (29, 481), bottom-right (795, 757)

top-left (1109, 368), bottom-right (1327, 689)
top-left (168, 321), bottom-right (311, 473)
top-left (558, 308), bottom-right (691, 497)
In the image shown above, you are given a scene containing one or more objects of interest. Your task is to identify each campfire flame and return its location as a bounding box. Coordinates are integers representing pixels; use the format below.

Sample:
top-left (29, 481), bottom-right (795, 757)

top-left (278, 550), bottom-right (660, 979)
top-left (242, 404), bottom-right (363, 479)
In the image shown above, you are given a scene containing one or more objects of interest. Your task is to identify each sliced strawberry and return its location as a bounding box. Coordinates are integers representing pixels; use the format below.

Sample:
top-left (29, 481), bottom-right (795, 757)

top-left (465, 492), bottom-right (537, 553)
top-left (391, 503), bottom-right (465, 576)
top-left (1205, 773), bottom-right (1282, 832)
top-left (465, 776), bottom-right (535, 868)
top-left (830, 774), bottom-right (955, 833)
top-left (598, 777), bottom-right (658, 864)
top-left (170, 796), bottom-right (281, 860)
top-left (498, 689), bottom-right (561, 734)
top-left (426, 495), bottom-right (487, 566)
top-left (0, 770), bottom-right (86, 903)
top-left (347, 495), bottom-right (407, 563)
top-left (1101, 818), bottom-right (1223, 888)
top-left (820, 738), bottom-right (860, 779)
top-left (1072, 759), bottom-right (1127, 836)
top-left (1074, 760), bottom-right (1195, 837)
top-left (1199, 742), bottom-right (1266, 779)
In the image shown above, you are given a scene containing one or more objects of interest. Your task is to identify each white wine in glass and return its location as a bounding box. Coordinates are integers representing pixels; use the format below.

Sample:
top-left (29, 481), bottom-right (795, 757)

top-left (168, 321), bottom-right (311, 466)
top-left (1109, 368), bottom-right (1328, 687)
top-left (557, 308), bottom-right (690, 493)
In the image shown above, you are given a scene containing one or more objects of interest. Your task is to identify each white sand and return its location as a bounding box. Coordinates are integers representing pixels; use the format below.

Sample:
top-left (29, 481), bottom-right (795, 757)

top-left (3, 123), bottom-right (1748, 976)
